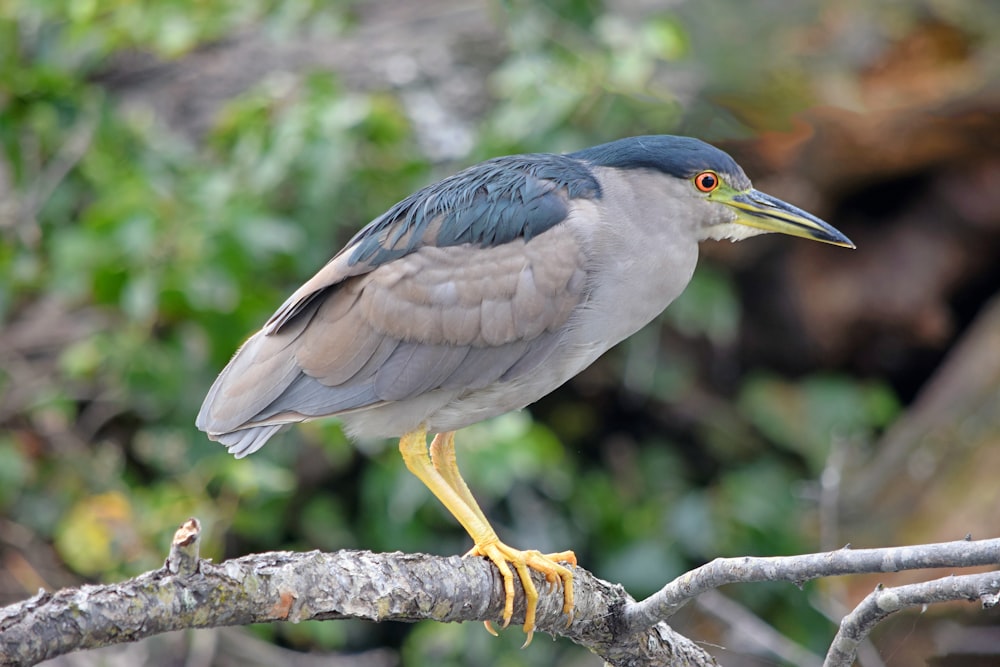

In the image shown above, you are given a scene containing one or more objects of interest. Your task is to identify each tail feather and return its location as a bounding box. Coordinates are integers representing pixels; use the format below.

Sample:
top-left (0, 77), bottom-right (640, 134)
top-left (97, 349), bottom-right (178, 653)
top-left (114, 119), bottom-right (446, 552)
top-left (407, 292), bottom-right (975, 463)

top-left (196, 300), bottom-right (322, 455)
top-left (210, 424), bottom-right (286, 458)
top-left (197, 295), bottom-right (385, 456)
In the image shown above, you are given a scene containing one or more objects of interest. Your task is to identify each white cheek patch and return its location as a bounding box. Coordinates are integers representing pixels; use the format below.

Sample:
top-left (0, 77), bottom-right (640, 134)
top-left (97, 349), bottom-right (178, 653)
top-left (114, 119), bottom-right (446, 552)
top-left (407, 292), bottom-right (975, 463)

top-left (701, 222), bottom-right (769, 243)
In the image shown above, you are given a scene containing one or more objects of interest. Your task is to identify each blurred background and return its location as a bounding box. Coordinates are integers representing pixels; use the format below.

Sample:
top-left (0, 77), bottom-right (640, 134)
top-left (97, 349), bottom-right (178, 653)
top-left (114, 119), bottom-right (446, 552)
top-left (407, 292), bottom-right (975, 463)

top-left (1, 1), bottom-right (998, 665)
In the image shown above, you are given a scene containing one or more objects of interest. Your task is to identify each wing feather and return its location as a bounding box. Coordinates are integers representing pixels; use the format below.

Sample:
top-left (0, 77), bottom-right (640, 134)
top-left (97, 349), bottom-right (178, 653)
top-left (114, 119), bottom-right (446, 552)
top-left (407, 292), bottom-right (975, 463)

top-left (198, 155), bottom-right (599, 451)
top-left (374, 343), bottom-right (471, 400)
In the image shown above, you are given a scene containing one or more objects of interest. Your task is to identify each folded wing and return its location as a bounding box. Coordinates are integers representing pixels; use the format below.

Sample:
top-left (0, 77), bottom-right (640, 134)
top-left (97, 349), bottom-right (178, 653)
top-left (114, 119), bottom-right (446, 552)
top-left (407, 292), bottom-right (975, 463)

top-left (197, 155), bottom-right (599, 456)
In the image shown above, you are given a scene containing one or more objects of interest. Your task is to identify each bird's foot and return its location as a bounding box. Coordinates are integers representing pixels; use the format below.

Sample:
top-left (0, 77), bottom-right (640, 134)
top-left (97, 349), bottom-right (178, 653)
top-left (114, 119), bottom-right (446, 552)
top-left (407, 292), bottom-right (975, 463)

top-left (467, 539), bottom-right (576, 646)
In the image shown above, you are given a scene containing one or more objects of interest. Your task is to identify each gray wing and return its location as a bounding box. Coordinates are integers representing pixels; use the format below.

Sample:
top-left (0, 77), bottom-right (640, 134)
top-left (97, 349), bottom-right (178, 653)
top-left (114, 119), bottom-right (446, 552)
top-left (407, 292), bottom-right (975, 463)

top-left (197, 165), bottom-right (597, 456)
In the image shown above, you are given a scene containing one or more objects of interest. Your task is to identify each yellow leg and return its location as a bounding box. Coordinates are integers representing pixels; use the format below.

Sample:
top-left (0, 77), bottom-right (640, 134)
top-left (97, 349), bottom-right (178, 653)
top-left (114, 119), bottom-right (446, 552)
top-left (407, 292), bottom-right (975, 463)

top-left (429, 432), bottom-right (491, 529)
top-left (429, 432), bottom-right (577, 638)
top-left (400, 428), bottom-right (575, 645)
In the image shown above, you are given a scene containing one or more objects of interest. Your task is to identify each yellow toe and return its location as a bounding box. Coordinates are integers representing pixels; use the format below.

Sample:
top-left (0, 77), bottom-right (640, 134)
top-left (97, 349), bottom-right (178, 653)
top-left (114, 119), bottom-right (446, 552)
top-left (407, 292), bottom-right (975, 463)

top-left (468, 540), bottom-right (575, 644)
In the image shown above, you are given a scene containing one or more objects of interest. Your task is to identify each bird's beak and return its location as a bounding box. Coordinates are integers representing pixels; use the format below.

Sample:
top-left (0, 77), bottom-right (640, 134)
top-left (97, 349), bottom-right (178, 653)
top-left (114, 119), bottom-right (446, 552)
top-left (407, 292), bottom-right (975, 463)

top-left (725, 189), bottom-right (855, 248)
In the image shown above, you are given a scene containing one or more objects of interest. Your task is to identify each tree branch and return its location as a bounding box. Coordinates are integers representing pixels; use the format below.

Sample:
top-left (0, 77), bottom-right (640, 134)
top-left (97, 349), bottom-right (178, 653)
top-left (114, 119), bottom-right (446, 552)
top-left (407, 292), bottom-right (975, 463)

top-left (1, 521), bottom-right (998, 667)
top-left (0, 519), bottom-right (716, 667)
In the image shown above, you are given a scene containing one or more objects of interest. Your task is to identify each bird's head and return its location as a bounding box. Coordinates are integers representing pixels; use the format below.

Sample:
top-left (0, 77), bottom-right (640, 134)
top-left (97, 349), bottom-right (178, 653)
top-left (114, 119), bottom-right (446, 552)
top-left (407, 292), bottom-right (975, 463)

top-left (572, 135), bottom-right (855, 248)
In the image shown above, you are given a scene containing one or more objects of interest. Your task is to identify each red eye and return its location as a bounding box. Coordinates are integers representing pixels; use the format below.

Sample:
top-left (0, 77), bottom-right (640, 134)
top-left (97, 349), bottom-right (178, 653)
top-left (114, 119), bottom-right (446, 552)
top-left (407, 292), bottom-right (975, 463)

top-left (694, 171), bottom-right (719, 192)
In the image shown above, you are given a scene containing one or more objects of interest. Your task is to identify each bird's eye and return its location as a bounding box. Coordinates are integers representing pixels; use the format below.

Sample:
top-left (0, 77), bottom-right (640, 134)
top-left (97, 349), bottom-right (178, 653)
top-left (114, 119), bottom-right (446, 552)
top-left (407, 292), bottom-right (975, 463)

top-left (694, 171), bottom-right (720, 193)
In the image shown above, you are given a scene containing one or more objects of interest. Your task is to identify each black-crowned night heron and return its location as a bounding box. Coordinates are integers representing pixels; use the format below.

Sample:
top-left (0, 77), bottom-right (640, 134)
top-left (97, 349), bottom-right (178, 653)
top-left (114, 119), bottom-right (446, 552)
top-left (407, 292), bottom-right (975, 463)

top-left (197, 135), bottom-right (853, 642)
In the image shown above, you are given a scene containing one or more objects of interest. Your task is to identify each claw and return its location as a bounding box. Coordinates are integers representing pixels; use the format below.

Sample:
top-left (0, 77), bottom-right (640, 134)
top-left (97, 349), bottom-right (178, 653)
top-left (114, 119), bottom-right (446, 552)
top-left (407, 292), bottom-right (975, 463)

top-left (469, 540), bottom-right (575, 644)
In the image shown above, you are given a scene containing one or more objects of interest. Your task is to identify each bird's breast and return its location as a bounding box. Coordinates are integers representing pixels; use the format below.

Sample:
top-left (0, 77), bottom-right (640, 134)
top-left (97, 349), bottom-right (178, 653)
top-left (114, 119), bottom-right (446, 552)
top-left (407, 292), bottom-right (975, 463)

top-left (568, 227), bottom-right (698, 350)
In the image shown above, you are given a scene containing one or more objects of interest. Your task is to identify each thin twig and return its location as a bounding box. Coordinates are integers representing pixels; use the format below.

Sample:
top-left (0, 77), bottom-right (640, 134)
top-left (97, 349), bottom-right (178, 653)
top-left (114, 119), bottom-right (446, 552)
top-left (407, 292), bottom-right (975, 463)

top-left (824, 571), bottom-right (1000, 667)
top-left (809, 593), bottom-right (887, 667)
top-left (11, 96), bottom-right (101, 246)
top-left (819, 435), bottom-right (847, 553)
top-left (695, 589), bottom-right (824, 667)
top-left (624, 537), bottom-right (1000, 631)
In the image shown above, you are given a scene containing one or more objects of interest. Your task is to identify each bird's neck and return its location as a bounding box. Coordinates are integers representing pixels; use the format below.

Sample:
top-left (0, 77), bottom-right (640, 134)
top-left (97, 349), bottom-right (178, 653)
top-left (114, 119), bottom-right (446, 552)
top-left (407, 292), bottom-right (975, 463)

top-left (567, 169), bottom-right (700, 347)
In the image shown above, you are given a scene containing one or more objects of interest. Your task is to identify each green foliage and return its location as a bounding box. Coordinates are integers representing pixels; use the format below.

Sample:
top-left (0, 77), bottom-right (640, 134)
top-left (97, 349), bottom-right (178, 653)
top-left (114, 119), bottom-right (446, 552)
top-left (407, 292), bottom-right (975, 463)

top-left (665, 265), bottom-right (741, 346)
top-left (739, 374), bottom-right (899, 471)
top-left (483, 6), bottom-right (687, 152)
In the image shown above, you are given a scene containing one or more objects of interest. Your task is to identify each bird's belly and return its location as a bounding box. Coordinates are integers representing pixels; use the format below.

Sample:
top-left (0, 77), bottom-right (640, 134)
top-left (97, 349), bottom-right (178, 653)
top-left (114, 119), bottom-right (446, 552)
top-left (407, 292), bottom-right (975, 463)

top-left (338, 339), bottom-right (607, 439)
top-left (426, 340), bottom-right (607, 432)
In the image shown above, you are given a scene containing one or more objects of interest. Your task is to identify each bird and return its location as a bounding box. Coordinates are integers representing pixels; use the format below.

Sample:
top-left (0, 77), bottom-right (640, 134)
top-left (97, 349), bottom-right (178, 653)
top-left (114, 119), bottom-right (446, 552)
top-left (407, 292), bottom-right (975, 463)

top-left (196, 134), bottom-right (853, 643)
